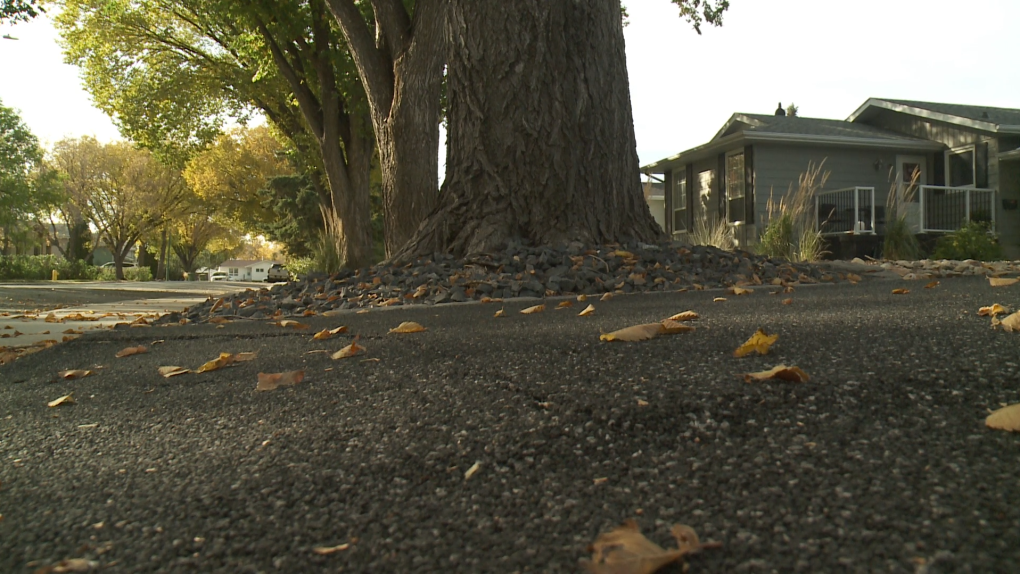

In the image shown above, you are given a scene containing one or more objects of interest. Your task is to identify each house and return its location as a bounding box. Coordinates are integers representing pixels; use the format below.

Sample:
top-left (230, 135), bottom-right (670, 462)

top-left (642, 98), bottom-right (1020, 258)
top-left (216, 260), bottom-right (281, 282)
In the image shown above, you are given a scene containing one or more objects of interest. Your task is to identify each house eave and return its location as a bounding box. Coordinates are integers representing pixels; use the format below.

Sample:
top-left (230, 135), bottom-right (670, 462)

top-left (1000, 148), bottom-right (1020, 161)
top-left (848, 98), bottom-right (1013, 134)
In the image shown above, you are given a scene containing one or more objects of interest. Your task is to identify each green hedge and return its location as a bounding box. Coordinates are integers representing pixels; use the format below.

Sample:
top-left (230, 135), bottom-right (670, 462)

top-left (0, 256), bottom-right (103, 281)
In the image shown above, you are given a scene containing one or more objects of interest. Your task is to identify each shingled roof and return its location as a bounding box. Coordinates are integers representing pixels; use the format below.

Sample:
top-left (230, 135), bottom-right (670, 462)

top-left (847, 98), bottom-right (1020, 133)
top-left (714, 113), bottom-right (931, 143)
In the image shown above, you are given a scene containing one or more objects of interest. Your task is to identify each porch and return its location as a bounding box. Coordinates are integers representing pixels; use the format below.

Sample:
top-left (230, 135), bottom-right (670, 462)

top-left (816, 185), bottom-right (996, 236)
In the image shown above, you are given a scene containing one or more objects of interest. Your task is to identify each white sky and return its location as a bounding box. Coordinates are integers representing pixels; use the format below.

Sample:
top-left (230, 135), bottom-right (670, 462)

top-left (2, 1), bottom-right (1018, 164)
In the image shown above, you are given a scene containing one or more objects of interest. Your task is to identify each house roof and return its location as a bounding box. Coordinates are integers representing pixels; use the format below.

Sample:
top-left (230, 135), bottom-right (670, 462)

top-left (847, 98), bottom-right (1020, 134)
top-left (643, 111), bottom-right (942, 173)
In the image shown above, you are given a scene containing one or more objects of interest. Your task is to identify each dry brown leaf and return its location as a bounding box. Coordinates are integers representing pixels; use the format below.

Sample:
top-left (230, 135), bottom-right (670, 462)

top-left (313, 326), bottom-right (348, 340)
top-left (989, 277), bottom-right (1020, 287)
top-left (600, 293), bottom-right (613, 302)
top-left (658, 320), bottom-right (695, 335)
top-left (312, 543), bottom-right (351, 555)
top-left (581, 519), bottom-right (703, 574)
top-left (464, 461), bottom-right (481, 480)
top-left (781, 298), bottom-right (793, 305)
top-left (995, 311), bottom-right (1020, 332)
top-left (577, 294), bottom-right (588, 302)
top-left (233, 352), bottom-right (257, 362)
top-left (613, 250), bottom-right (634, 258)
top-left (332, 337), bottom-right (365, 359)
top-left (494, 308), bottom-right (507, 318)
top-left (275, 319), bottom-right (310, 329)
top-left (986, 403), bottom-right (1020, 432)
top-left (115, 345), bottom-right (147, 358)
top-left (158, 366), bottom-right (191, 378)
top-left (713, 297), bottom-right (727, 302)
top-left (520, 304), bottom-right (546, 315)
top-left (729, 286), bottom-right (752, 296)
top-left (48, 394), bottom-right (75, 408)
top-left (58, 370), bottom-right (92, 380)
top-left (734, 329), bottom-right (778, 358)
top-left (256, 370), bottom-right (305, 392)
top-left (891, 288), bottom-right (910, 295)
top-left (666, 311), bottom-right (698, 322)
top-left (579, 304), bottom-right (596, 317)
top-left (389, 321), bottom-right (427, 334)
top-left (197, 352), bottom-right (233, 373)
top-left (744, 364), bottom-right (810, 383)
top-left (846, 273), bottom-right (862, 283)
top-left (601, 323), bottom-right (664, 342)
top-left (41, 558), bottom-right (99, 573)
top-left (210, 298), bottom-right (225, 312)
top-left (978, 304), bottom-right (1010, 317)
top-left (925, 280), bottom-right (940, 289)
top-left (556, 300), bottom-right (574, 309)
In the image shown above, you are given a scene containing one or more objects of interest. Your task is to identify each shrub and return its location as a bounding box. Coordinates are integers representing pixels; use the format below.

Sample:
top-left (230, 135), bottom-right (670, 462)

top-left (0, 255), bottom-right (103, 281)
top-left (933, 221), bottom-right (1003, 261)
top-left (689, 218), bottom-right (734, 251)
top-left (756, 161), bottom-right (828, 262)
top-left (285, 257), bottom-right (317, 280)
top-left (883, 215), bottom-right (921, 260)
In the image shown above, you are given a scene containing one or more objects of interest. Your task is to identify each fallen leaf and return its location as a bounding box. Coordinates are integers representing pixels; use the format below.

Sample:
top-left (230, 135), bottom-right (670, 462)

top-left (925, 280), bottom-right (940, 289)
top-left (312, 543), bottom-right (351, 555)
top-left (593, 477), bottom-right (609, 485)
top-left (58, 370), bottom-right (92, 380)
top-left (494, 308), bottom-right (507, 318)
top-left (847, 273), bottom-right (862, 283)
top-left (256, 370), bottom-right (305, 391)
top-left (989, 277), bottom-right (1020, 287)
top-left (233, 352), bottom-right (257, 362)
top-left (332, 337), bottom-right (365, 359)
top-left (579, 304), bottom-right (596, 317)
top-left (978, 304), bottom-right (1010, 317)
top-left (389, 321), bottom-right (426, 334)
top-left (197, 352), bottom-right (234, 373)
top-left (891, 288), bottom-right (910, 295)
top-left (713, 297), bottom-right (727, 302)
top-left (556, 300), bottom-right (574, 309)
top-left (41, 558), bottom-right (99, 573)
top-left (782, 298), bottom-right (793, 305)
top-left (994, 311), bottom-right (1020, 332)
top-left (734, 329), bottom-right (778, 358)
top-left (658, 320), bottom-right (695, 335)
top-left (313, 326), bottom-right (349, 340)
top-left (581, 519), bottom-right (704, 574)
top-left (601, 320), bottom-right (693, 342)
top-left (464, 461), bottom-right (481, 480)
top-left (577, 294), bottom-right (588, 302)
top-left (744, 364), bottom-right (810, 383)
top-left (986, 403), bottom-right (1020, 432)
top-left (158, 366), bottom-right (191, 378)
top-left (48, 394), bottom-right (75, 408)
top-left (520, 304), bottom-right (546, 315)
top-left (666, 311), bottom-right (698, 322)
top-left (600, 293), bottom-right (613, 302)
top-left (115, 345), bottom-right (147, 358)
top-left (274, 319), bottom-right (310, 329)
top-left (636, 398), bottom-right (649, 407)
top-left (210, 298), bottom-right (225, 312)
top-left (613, 250), bottom-right (634, 258)
top-left (729, 286), bottom-right (752, 295)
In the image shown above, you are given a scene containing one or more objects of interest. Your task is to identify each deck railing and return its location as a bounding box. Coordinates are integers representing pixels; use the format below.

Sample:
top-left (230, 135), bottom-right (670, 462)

top-left (919, 185), bottom-right (995, 233)
top-left (816, 187), bottom-right (877, 235)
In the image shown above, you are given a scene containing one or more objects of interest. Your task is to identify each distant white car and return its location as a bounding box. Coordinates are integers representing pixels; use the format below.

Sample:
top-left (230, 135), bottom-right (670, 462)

top-left (100, 261), bottom-right (136, 269)
top-left (209, 271), bottom-right (229, 281)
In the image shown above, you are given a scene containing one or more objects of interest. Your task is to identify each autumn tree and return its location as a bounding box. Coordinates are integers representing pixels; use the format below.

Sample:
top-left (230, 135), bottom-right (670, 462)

top-left (0, 100), bottom-right (62, 253)
top-left (1, 0), bottom-right (42, 23)
top-left (394, 0), bottom-right (727, 260)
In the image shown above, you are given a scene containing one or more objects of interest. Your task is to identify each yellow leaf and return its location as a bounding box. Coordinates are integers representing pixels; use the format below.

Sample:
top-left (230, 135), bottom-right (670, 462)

top-left (389, 321), bottom-right (426, 334)
top-left (520, 304), bottom-right (546, 315)
top-left (494, 308), bottom-right (506, 318)
top-left (744, 364), bottom-right (810, 383)
top-left (713, 297), bottom-right (727, 302)
top-left (275, 320), bottom-right (309, 329)
top-left (313, 326), bottom-right (349, 340)
top-left (312, 543), bottom-right (351, 555)
top-left (989, 277), bottom-right (1020, 287)
top-left (58, 369), bottom-right (92, 380)
top-left (578, 304), bottom-right (595, 317)
top-left (666, 311), bottom-right (698, 322)
top-left (846, 273), bottom-right (862, 282)
top-left (734, 329), bottom-right (778, 358)
top-left (925, 280), bottom-right (940, 289)
top-left (115, 345), bottom-right (147, 358)
top-left (577, 294), bottom-right (588, 302)
top-left (197, 352), bottom-right (234, 373)
top-left (658, 320), bottom-right (695, 335)
top-left (464, 461), bottom-right (481, 480)
top-left (158, 366), bottom-right (190, 378)
top-left (995, 311), bottom-right (1020, 332)
top-left (613, 250), bottom-right (634, 258)
top-left (601, 323), bottom-right (664, 342)
top-left (986, 403), bottom-right (1020, 432)
top-left (978, 304), bottom-right (1010, 317)
top-left (782, 298), bottom-right (793, 305)
top-left (891, 288), bottom-right (910, 295)
top-left (48, 394), bottom-right (75, 408)
top-left (210, 298), bottom-right (225, 312)
top-left (256, 370), bottom-right (305, 391)
top-left (332, 337), bottom-right (365, 359)
top-left (729, 286), bottom-right (752, 295)
top-left (556, 300), bottom-right (573, 309)
top-left (600, 293), bottom-right (613, 302)
top-left (580, 519), bottom-right (703, 574)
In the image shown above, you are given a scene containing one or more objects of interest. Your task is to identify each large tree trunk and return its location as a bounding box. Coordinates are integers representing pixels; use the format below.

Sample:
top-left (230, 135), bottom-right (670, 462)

top-left (394, 0), bottom-right (662, 261)
top-left (326, 0), bottom-right (445, 257)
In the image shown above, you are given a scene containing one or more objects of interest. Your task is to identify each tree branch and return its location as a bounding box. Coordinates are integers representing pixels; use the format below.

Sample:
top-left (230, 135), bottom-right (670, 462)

top-left (369, 0), bottom-right (411, 60)
top-left (323, 0), bottom-right (395, 120)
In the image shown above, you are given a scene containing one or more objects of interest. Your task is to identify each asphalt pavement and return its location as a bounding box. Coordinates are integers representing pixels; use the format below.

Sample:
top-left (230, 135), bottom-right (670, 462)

top-left (1, 276), bottom-right (1019, 573)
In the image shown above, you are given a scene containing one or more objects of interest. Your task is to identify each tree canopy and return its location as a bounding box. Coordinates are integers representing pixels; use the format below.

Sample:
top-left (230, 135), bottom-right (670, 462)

top-left (0, 99), bottom-right (55, 228)
top-left (1, 0), bottom-right (42, 23)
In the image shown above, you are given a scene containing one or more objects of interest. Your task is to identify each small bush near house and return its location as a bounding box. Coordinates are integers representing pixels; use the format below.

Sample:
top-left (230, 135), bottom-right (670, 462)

top-left (285, 257), bottom-right (317, 280)
top-left (882, 215), bottom-right (922, 260)
top-left (689, 218), bottom-right (735, 251)
top-left (0, 256), bottom-right (103, 281)
top-left (756, 162), bottom-right (828, 262)
top-left (933, 221), bottom-right (1003, 261)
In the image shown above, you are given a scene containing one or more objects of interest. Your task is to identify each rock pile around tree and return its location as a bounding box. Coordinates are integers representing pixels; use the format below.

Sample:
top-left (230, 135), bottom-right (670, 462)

top-left (161, 242), bottom-right (850, 324)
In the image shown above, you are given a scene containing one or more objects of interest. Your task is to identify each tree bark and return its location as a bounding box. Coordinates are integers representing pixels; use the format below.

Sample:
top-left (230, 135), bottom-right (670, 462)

top-left (326, 0), bottom-right (445, 257)
top-left (393, 0), bottom-right (662, 261)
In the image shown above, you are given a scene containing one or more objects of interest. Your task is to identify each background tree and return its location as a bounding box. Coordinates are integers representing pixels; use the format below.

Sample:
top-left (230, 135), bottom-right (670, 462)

top-left (171, 205), bottom-right (227, 274)
top-left (395, 0), bottom-right (727, 260)
top-left (1, 0), bottom-right (42, 23)
top-left (0, 100), bottom-right (62, 253)
top-left (786, 103), bottom-right (799, 117)
top-left (256, 174), bottom-right (323, 257)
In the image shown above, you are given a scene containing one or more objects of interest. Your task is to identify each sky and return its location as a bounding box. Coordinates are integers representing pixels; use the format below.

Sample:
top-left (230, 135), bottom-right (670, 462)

top-left (2, 1), bottom-right (1018, 166)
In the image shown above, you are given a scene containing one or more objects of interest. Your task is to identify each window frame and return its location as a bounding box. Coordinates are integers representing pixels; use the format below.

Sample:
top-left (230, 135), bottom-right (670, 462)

top-left (724, 149), bottom-right (746, 224)
top-left (671, 170), bottom-right (687, 233)
top-left (945, 144), bottom-right (976, 188)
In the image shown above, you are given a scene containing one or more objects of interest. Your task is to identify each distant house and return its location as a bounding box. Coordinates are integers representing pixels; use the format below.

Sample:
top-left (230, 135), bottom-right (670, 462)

top-left (642, 98), bottom-right (1020, 258)
top-left (216, 260), bottom-right (281, 282)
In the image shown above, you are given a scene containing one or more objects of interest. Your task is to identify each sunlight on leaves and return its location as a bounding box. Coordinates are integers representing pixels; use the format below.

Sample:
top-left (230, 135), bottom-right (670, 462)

top-left (389, 321), bottom-right (426, 334)
top-left (734, 329), bottom-right (777, 358)
top-left (666, 311), bottom-right (698, 322)
top-left (332, 336), bottom-right (365, 359)
top-left (978, 304), bottom-right (1010, 317)
top-left (313, 326), bottom-right (349, 340)
top-left (520, 304), bottom-right (546, 315)
top-left (579, 304), bottom-right (596, 317)
top-left (48, 394), bottom-right (75, 408)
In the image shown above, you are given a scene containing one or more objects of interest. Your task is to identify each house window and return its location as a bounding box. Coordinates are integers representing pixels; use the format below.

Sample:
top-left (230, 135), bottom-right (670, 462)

top-left (698, 170), bottom-right (713, 212)
top-left (256, 268), bottom-right (264, 273)
top-left (946, 145), bottom-right (975, 188)
top-left (229, 268), bottom-right (238, 275)
top-left (725, 151), bottom-right (746, 223)
top-left (671, 171), bottom-right (687, 232)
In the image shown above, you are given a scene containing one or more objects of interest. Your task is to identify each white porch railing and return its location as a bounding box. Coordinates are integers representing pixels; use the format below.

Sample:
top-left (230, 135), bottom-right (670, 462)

top-left (919, 185), bottom-right (996, 233)
top-left (816, 187), bottom-right (877, 236)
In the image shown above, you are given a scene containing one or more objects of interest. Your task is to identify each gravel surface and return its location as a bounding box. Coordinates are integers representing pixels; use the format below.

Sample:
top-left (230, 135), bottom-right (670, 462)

top-left (2, 275), bottom-right (1020, 573)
